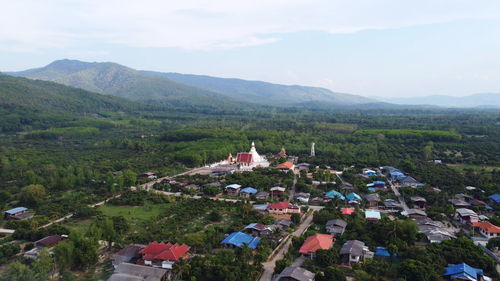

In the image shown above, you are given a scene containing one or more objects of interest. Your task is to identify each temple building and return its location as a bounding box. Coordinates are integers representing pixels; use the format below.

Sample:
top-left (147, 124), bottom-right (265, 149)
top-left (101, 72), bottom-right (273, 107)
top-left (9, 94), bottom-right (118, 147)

top-left (234, 142), bottom-right (270, 170)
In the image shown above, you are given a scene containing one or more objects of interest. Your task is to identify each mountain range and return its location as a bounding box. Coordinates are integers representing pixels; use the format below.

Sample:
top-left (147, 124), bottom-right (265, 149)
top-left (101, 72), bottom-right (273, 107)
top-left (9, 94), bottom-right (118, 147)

top-left (383, 94), bottom-right (500, 108)
top-left (8, 59), bottom-right (377, 108)
top-left (5, 59), bottom-right (500, 109)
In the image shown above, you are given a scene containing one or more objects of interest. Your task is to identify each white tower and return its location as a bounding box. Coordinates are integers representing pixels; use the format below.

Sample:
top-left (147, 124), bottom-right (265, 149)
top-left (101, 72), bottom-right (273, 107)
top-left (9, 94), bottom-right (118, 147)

top-left (310, 142), bottom-right (315, 157)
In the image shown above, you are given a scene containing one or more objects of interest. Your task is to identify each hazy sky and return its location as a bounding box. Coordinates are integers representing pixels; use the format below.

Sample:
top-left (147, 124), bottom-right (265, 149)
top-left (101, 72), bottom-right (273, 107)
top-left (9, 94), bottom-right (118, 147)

top-left (1, 0), bottom-right (500, 97)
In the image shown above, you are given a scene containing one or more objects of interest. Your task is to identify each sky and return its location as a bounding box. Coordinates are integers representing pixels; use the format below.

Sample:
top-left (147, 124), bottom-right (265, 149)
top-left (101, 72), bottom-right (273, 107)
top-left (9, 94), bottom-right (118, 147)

top-left (1, 0), bottom-right (500, 98)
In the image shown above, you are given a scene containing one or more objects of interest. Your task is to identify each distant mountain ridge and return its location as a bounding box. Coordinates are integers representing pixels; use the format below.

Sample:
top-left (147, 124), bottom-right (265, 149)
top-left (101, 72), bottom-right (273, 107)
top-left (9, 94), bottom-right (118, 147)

top-left (384, 93), bottom-right (500, 108)
top-left (143, 71), bottom-right (377, 106)
top-left (8, 59), bottom-right (241, 109)
top-left (9, 59), bottom-right (379, 108)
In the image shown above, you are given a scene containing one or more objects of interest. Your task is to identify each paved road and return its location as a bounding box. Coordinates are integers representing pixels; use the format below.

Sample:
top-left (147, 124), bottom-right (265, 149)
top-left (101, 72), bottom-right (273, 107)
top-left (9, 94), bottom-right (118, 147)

top-left (389, 182), bottom-right (410, 212)
top-left (259, 209), bottom-right (317, 281)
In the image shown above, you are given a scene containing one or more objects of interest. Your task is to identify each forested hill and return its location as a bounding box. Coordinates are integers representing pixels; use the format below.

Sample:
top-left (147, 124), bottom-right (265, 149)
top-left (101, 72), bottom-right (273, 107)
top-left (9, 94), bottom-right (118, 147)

top-left (0, 73), bottom-right (141, 113)
top-left (8, 59), bottom-right (244, 109)
top-left (143, 71), bottom-right (378, 106)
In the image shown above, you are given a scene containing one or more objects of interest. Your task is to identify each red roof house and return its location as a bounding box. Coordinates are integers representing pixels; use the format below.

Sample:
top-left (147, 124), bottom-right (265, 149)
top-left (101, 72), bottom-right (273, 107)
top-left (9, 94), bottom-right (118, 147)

top-left (139, 242), bottom-right (190, 269)
top-left (277, 161), bottom-right (294, 170)
top-left (340, 208), bottom-right (355, 215)
top-left (268, 201), bottom-right (301, 214)
top-left (472, 222), bottom-right (500, 239)
top-left (299, 234), bottom-right (334, 257)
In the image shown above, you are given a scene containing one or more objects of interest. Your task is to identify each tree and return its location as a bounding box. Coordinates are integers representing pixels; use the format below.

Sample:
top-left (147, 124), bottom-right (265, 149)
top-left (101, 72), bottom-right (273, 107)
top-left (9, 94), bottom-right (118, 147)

top-left (0, 262), bottom-right (35, 281)
top-left (398, 259), bottom-right (438, 281)
top-left (291, 213), bottom-right (301, 224)
top-left (33, 249), bottom-right (54, 280)
top-left (54, 241), bottom-right (74, 272)
top-left (274, 258), bottom-right (291, 275)
top-left (112, 216), bottom-right (130, 235)
top-left (19, 184), bottom-right (46, 206)
top-left (317, 266), bottom-right (346, 281)
top-left (100, 217), bottom-right (118, 249)
top-left (315, 249), bottom-right (338, 268)
top-left (487, 237), bottom-right (500, 252)
top-left (208, 211), bottom-right (222, 222)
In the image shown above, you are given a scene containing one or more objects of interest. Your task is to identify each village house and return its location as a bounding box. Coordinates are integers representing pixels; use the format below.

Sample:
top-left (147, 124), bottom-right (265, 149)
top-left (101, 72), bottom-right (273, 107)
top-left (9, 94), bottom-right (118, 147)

top-left (140, 172), bottom-right (157, 180)
top-left (340, 240), bottom-right (373, 265)
top-left (274, 219), bottom-right (292, 231)
top-left (299, 234), bottom-right (334, 258)
top-left (404, 209), bottom-right (427, 220)
top-left (346, 192), bottom-right (362, 204)
top-left (220, 232), bottom-right (261, 249)
top-left (309, 197), bottom-right (323, 205)
top-left (443, 263), bottom-right (486, 281)
top-left (225, 184), bottom-right (241, 196)
top-left (396, 176), bottom-right (422, 187)
top-left (107, 262), bottom-right (169, 281)
top-left (294, 192), bottom-right (310, 203)
top-left (325, 219), bottom-right (347, 236)
top-left (455, 208), bottom-right (479, 225)
top-left (255, 191), bottom-right (269, 200)
top-left (25, 234), bottom-right (64, 259)
top-left (364, 193), bottom-right (381, 208)
top-left (340, 182), bottom-right (355, 190)
top-left (340, 208), bottom-right (355, 216)
top-left (4, 207), bottom-right (33, 220)
top-left (488, 194), bottom-right (500, 206)
top-left (471, 222), bottom-right (500, 239)
top-left (365, 210), bottom-right (381, 222)
top-left (274, 147), bottom-right (287, 159)
top-left (275, 266), bottom-right (315, 281)
top-left (139, 241), bottom-right (190, 269)
top-left (277, 161), bottom-right (295, 171)
top-left (324, 190), bottom-right (345, 200)
top-left (418, 219), bottom-right (456, 243)
top-left (267, 201), bottom-right (301, 215)
top-left (240, 187), bottom-right (258, 198)
top-left (383, 199), bottom-right (403, 210)
top-left (410, 196), bottom-right (427, 209)
top-left (243, 223), bottom-right (278, 237)
top-left (270, 186), bottom-right (286, 198)
top-left (295, 163), bottom-right (311, 172)
top-left (449, 199), bottom-right (471, 208)
top-left (112, 244), bottom-right (145, 268)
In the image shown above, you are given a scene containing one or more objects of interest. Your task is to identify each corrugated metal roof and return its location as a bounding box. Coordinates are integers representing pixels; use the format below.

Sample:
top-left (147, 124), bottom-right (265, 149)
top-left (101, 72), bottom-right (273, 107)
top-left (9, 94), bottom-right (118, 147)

top-left (4, 207), bottom-right (27, 214)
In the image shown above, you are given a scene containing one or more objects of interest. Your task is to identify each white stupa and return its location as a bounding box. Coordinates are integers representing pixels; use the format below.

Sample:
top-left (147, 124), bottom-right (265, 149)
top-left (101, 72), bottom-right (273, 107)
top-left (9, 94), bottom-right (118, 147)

top-left (236, 141), bottom-right (270, 169)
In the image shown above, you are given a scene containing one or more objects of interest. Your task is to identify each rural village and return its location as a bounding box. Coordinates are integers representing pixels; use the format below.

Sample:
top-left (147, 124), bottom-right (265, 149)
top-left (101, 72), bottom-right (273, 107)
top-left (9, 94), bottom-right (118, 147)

top-left (2, 142), bottom-right (500, 281)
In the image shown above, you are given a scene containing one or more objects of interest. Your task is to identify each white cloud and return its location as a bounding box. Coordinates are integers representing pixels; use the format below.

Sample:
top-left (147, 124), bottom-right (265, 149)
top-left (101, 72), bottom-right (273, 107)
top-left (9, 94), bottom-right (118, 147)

top-left (1, 0), bottom-right (500, 51)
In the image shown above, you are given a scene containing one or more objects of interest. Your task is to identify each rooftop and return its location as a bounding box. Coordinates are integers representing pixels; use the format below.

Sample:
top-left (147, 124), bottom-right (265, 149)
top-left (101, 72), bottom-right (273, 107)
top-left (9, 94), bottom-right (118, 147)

top-left (4, 207), bottom-right (28, 214)
top-left (221, 232), bottom-right (260, 249)
top-left (299, 234), bottom-right (334, 255)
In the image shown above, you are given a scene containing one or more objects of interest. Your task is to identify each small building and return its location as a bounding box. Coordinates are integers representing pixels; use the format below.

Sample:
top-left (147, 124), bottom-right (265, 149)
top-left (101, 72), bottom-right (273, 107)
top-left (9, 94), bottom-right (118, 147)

top-left (372, 181), bottom-right (386, 188)
top-left (471, 199), bottom-right (487, 207)
top-left (225, 184), bottom-right (242, 196)
top-left (294, 192), bottom-right (310, 203)
top-left (340, 208), bottom-right (355, 215)
top-left (364, 193), bottom-right (381, 208)
top-left (139, 242), bottom-right (190, 269)
top-left (365, 210), bottom-right (381, 221)
top-left (324, 190), bottom-right (345, 200)
top-left (374, 246), bottom-right (397, 260)
top-left (346, 192), bottom-right (362, 204)
top-left (112, 244), bottom-right (145, 268)
top-left (442, 263), bottom-right (485, 281)
top-left (220, 232), bottom-right (260, 249)
top-left (383, 199), bottom-right (403, 210)
top-left (404, 209), bottom-right (427, 220)
top-left (325, 219), bottom-right (347, 236)
top-left (243, 223), bottom-right (276, 237)
top-left (488, 194), bottom-right (500, 206)
top-left (268, 201), bottom-right (301, 215)
top-left (274, 219), bottom-right (292, 230)
top-left (277, 161), bottom-right (295, 171)
top-left (449, 199), bottom-right (471, 208)
top-left (275, 266), bottom-right (315, 281)
top-left (35, 235), bottom-right (63, 248)
top-left (397, 176), bottom-right (421, 187)
top-left (107, 263), bottom-right (169, 281)
top-left (4, 207), bottom-right (33, 220)
top-left (455, 208), bottom-right (479, 225)
top-left (410, 196), bottom-right (427, 209)
top-left (140, 172), bottom-right (157, 180)
top-left (299, 234), bottom-right (334, 258)
top-left (340, 240), bottom-right (372, 265)
top-left (471, 222), bottom-right (500, 239)
top-left (274, 147), bottom-right (287, 159)
top-left (295, 163), bottom-right (311, 172)
top-left (270, 186), bottom-right (286, 197)
top-left (255, 191), bottom-right (269, 200)
top-left (340, 183), bottom-right (355, 190)
top-left (240, 187), bottom-right (258, 198)
top-left (309, 197), bottom-right (324, 205)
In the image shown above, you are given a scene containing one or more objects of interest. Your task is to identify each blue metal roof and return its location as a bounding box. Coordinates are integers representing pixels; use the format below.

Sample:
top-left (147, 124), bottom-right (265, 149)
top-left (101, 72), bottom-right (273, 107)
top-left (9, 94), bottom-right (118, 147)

top-left (443, 263), bottom-right (483, 281)
top-left (365, 210), bottom-right (381, 220)
top-left (489, 194), bottom-right (500, 203)
top-left (375, 247), bottom-right (391, 257)
top-left (4, 207), bottom-right (27, 214)
top-left (221, 232), bottom-right (260, 249)
top-left (373, 181), bottom-right (386, 185)
top-left (324, 190), bottom-right (345, 200)
top-left (346, 192), bottom-right (362, 201)
top-left (240, 187), bottom-right (258, 194)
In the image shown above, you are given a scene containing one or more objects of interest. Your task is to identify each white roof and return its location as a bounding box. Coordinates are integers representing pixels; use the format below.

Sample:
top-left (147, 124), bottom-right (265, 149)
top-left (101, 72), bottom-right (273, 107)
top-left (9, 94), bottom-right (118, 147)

top-left (270, 186), bottom-right (286, 192)
top-left (455, 208), bottom-right (478, 217)
top-left (226, 184), bottom-right (242, 189)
